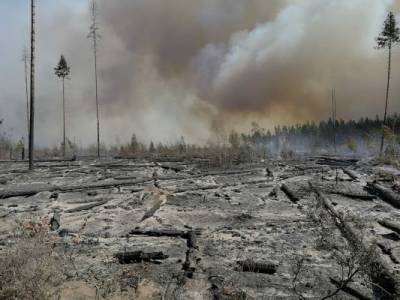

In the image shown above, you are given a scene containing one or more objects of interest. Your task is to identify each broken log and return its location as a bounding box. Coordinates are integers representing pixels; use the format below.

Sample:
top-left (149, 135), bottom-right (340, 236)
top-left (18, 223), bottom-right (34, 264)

top-left (378, 219), bottom-right (400, 235)
top-left (329, 277), bottom-right (372, 300)
top-left (0, 177), bottom-right (154, 199)
top-left (157, 163), bottom-right (185, 172)
top-left (140, 200), bottom-right (163, 222)
top-left (129, 228), bottom-right (193, 239)
top-left (236, 260), bottom-right (277, 274)
top-left (377, 242), bottom-right (400, 264)
top-left (315, 157), bottom-right (358, 167)
top-left (342, 168), bottom-right (359, 180)
top-left (327, 190), bottom-right (375, 201)
top-left (365, 182), bottom-right (400, 209)
top-left (50, 212), bottom-right (60, 231)
top-left (65, 199), bottom-right (108, 213)
top-left (309, 182), bottom-right (400, 298)
top-left (115, 251), bottom-right (168, 264)
top-left (281, 184), bottom-right (300, 203)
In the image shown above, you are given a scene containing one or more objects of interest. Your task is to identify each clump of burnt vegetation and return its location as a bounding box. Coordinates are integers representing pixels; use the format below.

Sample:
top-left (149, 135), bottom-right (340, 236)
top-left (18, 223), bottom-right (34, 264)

top-left (0, 216), bottom-right (64, 300)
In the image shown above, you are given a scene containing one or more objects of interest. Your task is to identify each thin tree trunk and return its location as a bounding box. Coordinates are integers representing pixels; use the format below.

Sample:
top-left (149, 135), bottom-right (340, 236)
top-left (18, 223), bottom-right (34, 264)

top-left (24, 49), bottom-right (29, 143)
top-left (380, 43), bottom-right (392, 155)
top-left (90, 0), bottom-right (101, 158)
top-left (62, 77), bottom-right (66, 157)
top-left (332, 88), bottom-right (337, 154)
top-left (28, 0), bottom-right (35, 170)
top-left (94, 39), bottom-right (100, 158)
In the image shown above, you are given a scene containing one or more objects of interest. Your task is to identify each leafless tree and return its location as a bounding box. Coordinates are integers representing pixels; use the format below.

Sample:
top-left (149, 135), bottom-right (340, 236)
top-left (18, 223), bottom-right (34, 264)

top-left (54, 55), bottom-right (71, 157)
top-left (22, 47), bottom-right (29, 144)
top-left (28, 0), bottom-right (36, 170)
top-left (88, 0), bottom-right (101, 158)
top-left (376, 11), bottom-right (400, 155)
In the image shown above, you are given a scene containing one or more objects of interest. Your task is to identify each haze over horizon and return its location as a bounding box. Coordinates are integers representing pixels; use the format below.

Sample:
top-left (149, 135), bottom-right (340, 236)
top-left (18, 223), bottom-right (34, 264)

top-left (1, 0), bottom-right (400, 147)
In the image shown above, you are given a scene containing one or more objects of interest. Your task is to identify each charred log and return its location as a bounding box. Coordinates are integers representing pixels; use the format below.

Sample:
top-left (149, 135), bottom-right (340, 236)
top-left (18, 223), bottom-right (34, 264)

top-left (115, 251), bottom-right (168, 264)
top-left (309, 182), bottom-right (400, 298)
top-left (236, 260), bottom-right (277, 274)
top-left (281, 184), bottom-right (300, 203)
top-left (65, 199), bottom-right (108, 213)
top-left (365, 182), bottom-right (400, 208)
top-left (378, 219), bottom-right (400, 235)
top-left (329, 277), bottom-right (372, 300)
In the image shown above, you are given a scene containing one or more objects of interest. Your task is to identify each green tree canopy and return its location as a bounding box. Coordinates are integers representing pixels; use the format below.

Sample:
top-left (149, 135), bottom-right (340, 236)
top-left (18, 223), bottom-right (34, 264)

top-left (54, 55), bottom-right (70, 78)
top-left (377, 11), bottom-right (400, 49)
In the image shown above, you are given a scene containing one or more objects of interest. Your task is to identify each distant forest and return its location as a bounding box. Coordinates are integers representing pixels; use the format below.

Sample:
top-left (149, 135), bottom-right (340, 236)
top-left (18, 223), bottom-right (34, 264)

top-left (1, 114), bottom-right (400, 159)
top-left (240, 114), bottom-right (400, 155)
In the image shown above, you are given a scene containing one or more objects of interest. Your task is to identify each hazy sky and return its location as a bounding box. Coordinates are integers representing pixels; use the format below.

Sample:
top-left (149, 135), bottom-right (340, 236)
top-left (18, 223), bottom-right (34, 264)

top-left (1, 0), bottom-right (400, 147)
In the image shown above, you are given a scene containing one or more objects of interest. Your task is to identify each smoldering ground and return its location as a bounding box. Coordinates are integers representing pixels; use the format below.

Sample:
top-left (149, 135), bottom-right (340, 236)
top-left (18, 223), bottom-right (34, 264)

top-left (1, 0), bottom-right (400, 146)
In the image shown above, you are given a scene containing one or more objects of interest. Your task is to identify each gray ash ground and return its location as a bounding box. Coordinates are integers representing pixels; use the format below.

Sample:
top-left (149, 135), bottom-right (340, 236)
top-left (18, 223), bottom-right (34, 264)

top-left (0, 157), bottom-right (399, 299)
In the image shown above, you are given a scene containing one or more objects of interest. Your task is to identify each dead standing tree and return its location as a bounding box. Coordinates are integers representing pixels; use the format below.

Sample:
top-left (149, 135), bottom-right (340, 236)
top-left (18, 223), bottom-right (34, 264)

top-left (376, 11), bottom-right (400, 155)
top-left (88, 0), bottom-right (101, 158)
top-left (54, 55), bottom-right (71, 157)
top-left (28, 0), bottom-right (36, 170)
top-left (22, 48), bottom-right (29, 144)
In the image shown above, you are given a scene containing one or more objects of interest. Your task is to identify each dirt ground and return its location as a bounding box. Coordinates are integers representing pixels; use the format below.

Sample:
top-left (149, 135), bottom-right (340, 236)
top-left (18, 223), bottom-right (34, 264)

top-left (0, 156), bottom-right (399, 299)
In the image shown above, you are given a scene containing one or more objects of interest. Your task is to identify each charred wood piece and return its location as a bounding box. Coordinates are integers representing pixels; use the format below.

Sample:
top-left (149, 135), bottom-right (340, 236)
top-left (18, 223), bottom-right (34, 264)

top-left (236, 260), bottom-right (277, 274)
top-left (342, 168), bottom-right (359, 180)
top-left (281, 184), bottom-right (300, 203)
top-left (315, 157), bottom-right (358, 167)
top-left (65, 199), bottom-right (108, 213)
top-left (309, 182), bottom-right (400, 298)
top-left (329, 277), bottom-right (372, 300)
top-left (365, 182), bottom-right (400, 209)
top-left (328, 190), bottom-right (375, 201)
top-left (115, 251), bottom-right (168, 264)
top-left (378, 219), bottom-right (400, 235)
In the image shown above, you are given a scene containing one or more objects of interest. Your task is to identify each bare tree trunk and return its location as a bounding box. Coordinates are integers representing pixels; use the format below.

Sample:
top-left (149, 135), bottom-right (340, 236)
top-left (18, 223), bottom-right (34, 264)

top-left (94, 38), bottom-right (100, 158)
top-left (332, 88), bottom-right (337, 154)
top-left (380, 43), bottom-right (392, 155)
top-left (62, 77), bottom-right (66, 157)
top-left (28, 0), bottom-right (35, 170)
top-left (23, 48), bottom-right (29, 143)
top-left (89, 0), bottom-right (101, 158)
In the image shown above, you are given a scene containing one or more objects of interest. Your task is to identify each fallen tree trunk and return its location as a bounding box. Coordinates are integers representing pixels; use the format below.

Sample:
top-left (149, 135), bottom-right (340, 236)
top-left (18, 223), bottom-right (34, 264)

top-left (281, 184), bottom-right (300, 203)
top-left (115, 251), bottom-right (168, 264)
top-left (140, 200), bottom-right (163, 222)
top-left (327, 190), bottom-right (375, 201)
top-left (156, 162), bottom-right (186, 172)
top-left (309, 182), bottom-right (400, 298)
top-left (329, 277), bottom-right (372, 300)
top-left (129, 228), bottom-right (192, 238)
top-left (365, 182), bottom-right (400, 209)
top-left (315, 157), bottom-right (358, 167)
top-left (65, 199), bottom-right (109, 213)
top-left (236, 260), bottom-right (277, 274)
top-left (378, 219), bottom-right (400, 235)
top-left (0, 178), bottom-right (153, 199)
top-left (342, 168), bottom-right (359, 180)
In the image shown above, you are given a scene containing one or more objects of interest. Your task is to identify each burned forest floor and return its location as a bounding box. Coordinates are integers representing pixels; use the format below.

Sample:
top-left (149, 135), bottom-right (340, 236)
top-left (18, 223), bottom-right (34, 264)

top-left (0, 156), bottom-right (399, 299)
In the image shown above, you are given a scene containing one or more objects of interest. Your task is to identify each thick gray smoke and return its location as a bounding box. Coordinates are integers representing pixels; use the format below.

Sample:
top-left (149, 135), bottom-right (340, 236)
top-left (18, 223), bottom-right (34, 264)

top-left (1, 0), bottom-right (400, 146)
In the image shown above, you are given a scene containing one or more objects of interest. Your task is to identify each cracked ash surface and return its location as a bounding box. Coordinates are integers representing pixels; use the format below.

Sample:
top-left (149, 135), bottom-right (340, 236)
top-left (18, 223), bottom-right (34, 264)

top-left (0, 156), bottom-right (399, 299)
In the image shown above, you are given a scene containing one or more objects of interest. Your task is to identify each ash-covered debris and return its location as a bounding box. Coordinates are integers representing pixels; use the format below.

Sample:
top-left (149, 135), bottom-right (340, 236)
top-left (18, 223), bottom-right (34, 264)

top-left (0, 157), bottom-right (399, 299)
